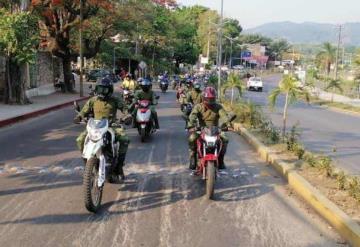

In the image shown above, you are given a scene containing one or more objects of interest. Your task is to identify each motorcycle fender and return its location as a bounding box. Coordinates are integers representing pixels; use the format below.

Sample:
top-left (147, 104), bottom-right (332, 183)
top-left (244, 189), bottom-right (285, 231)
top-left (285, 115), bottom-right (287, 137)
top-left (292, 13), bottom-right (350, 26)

top-left (98, 155), bottom-right (106, 187)
top-left (136, 110), bottom-right (151, 122)
top-left (203, 154), bottom-right (218, 162)
top-left (82, 140), bottom-right (103, 160)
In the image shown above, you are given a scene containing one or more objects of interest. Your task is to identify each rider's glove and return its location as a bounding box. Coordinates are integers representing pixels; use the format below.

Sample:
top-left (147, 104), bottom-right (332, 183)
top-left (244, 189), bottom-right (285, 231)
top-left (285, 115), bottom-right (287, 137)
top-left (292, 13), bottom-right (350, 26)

top-left (73, 115), bottom-right (82, 124)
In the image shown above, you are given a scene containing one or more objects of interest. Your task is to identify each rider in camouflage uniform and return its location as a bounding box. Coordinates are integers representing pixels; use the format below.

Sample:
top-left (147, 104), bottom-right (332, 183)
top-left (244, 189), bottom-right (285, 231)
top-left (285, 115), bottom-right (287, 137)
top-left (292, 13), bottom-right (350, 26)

top-left (74, 77), bottom-right (130, 180)
top-left (186, 80), bottom-right (203, 105)
top-left (132, 78), bottom-right (160, 129)
top-left (187, 87), bottom-right (232, 170)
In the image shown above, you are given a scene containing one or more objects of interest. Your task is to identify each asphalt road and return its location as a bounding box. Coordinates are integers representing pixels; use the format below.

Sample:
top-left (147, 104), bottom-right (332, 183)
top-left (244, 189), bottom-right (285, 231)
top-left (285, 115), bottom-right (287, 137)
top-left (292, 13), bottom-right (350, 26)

top-left (0, 89), bottom-right (345, 247)
top-left (243, 74), bottom-right (360, 175)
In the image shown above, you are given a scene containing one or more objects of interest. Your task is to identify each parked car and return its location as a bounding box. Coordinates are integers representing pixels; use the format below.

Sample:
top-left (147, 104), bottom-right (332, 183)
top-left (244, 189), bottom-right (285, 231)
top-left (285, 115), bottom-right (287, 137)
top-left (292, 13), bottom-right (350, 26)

top-left (86, 69), bottom-right (119, 83)
top-left (247, 77), bottom-right (263, 92)
top-left (233, 65), bottom-right (244, 70)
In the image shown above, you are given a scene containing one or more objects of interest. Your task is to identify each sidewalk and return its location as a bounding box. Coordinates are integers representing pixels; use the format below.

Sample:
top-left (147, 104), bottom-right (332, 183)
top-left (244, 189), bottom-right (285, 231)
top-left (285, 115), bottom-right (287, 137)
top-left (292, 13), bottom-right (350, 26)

top-left (0, 83), bottom-right (92, 126)
top-left (311, 87), bottom-right (360, 107)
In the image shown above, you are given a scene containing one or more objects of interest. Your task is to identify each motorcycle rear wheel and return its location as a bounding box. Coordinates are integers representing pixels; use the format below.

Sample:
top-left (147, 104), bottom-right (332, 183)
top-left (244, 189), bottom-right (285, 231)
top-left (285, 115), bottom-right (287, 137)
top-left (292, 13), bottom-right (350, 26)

top-left (205, 161), bottom-right (216, 200)
top-left (84, 158), bottom-right (103, 213)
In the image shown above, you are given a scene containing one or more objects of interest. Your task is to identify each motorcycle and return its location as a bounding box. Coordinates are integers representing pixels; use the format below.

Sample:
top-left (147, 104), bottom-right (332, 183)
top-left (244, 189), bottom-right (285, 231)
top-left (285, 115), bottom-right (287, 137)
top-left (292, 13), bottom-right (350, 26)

top-left (122, 89), bottom-right (134, 108)
top-left (159, 79), bottom-right (169, 93)
top-left (135, 97), bottom-right (159, 142)
top-left (192, 116), bottom-right (236, 199)
top-left (74, 102), bottom-right (130, 213)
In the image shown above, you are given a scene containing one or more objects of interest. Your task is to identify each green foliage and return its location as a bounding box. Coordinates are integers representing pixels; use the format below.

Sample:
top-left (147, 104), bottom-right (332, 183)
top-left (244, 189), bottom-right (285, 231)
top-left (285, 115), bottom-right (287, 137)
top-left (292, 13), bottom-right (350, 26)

top-left (348, 177), bottom-right (360, 202)
top-left (315, 42), bottom-right (336, 75)
top-left (286, 123), bottom-right (301, 151)
top-left (268, 39), bottom-right (291, 61)
top-left (317, 156), bottom-right (333, 177)
top-left (0, 8), bottom-right (39, 64)
top-left (221, 72), bottom-right (244, 104)
top-left (336, 171), bottom-right (346, 190)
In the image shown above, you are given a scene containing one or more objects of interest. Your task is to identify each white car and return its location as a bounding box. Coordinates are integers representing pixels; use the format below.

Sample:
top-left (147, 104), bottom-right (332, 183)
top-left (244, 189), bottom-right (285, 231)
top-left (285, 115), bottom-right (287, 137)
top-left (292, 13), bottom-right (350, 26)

top-left (247, 77), bottom-right (263, 92)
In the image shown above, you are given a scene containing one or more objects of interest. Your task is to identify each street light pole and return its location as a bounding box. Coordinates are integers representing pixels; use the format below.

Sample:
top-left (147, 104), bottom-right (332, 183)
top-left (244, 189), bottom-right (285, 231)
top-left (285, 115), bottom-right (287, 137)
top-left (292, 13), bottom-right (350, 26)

top-left (79, 0), bottom-right (84, 97)
top-left (217, 0), bottom-right (224, 99)
top-left (113, 47), bottom-right (116, 74)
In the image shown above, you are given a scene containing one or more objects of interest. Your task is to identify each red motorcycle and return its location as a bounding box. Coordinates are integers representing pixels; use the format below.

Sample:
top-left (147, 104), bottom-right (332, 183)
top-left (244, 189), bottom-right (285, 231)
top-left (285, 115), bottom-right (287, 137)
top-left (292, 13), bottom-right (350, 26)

top-left (193, 126), bottom-right (224, 199)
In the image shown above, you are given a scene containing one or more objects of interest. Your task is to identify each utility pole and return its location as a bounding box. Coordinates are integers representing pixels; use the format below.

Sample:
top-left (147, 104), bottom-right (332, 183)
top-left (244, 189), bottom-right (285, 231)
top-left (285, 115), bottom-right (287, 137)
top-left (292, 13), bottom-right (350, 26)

top-left (79, 0), bottom-right (84, 97)
top-left (206, 17), bottom-right (212, 58)
top-left (217, 0), bottom-right (224, 99)
top-left (334, 25), bottom-right (342, 80)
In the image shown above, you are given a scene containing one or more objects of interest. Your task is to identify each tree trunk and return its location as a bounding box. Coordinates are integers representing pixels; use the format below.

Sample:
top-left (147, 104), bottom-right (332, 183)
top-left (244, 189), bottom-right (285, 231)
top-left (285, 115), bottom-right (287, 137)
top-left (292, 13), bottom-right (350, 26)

top-left (63, 57), bottom-right (74, 92)
top-left (282, 92), bottom-right (289, 140)
top-left (4, 57), bottom-right (30, 104)
top-left (231, 87), bottom-right (234, 105)
top-left (4, 57), bottom-right (13, 104)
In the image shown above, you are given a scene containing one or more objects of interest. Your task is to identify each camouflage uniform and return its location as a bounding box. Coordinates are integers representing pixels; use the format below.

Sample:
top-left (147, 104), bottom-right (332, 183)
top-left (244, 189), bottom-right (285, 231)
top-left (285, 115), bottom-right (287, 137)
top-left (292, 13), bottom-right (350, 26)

top-left (76, 96), bottom-right (130, 156)
top-left (187, 103), bottom-right (231, 168)
top-left (132, 89), bottom-right (159, 128)
top-left (186, 89), bottom-right (203, 105)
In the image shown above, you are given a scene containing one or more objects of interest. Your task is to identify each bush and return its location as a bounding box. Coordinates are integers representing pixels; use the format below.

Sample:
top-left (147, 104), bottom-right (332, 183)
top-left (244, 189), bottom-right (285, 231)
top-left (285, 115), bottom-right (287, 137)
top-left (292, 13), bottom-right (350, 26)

top-left (336, 171), bottom-right (346, 190)
top-left (317, 156), bottom-right (333, 177)
top-left (348, 177), bottom-right (360, 203)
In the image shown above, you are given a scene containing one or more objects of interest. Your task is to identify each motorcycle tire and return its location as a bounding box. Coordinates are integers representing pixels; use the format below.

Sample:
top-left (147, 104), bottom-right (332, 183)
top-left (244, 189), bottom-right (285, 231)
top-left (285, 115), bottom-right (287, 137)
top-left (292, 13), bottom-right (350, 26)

top-left (205, 161), bottom-right (216, 200)
top-left (84, 158), bottom-right (103, 213)
top-left (140, 128), bottom-right (146, 143)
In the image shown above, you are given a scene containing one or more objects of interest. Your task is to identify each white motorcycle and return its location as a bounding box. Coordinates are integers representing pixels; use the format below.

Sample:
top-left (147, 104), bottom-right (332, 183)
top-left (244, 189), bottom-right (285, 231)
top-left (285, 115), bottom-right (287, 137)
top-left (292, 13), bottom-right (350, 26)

top-left (74, 103), bottom-right (128, 213)
top-left (135, 99), bottom-right (155, 142)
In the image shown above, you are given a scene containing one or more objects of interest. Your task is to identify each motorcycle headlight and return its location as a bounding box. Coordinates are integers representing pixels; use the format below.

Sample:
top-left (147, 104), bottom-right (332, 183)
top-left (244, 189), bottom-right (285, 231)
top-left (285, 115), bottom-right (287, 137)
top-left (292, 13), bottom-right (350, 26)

top-left (89, 129), bottom-right (102, 142)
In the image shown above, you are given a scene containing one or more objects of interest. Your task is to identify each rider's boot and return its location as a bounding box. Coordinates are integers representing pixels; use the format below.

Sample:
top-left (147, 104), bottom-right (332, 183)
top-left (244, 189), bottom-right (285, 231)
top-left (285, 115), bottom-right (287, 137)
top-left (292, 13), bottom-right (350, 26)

top-left (218, 146), bottom-right (227, 170)
top-left (112, 154), bottom-right (126, 182)
top-left (189, 150), bottom-right (197, 170)
top-left (154, 112), bottom-right (160, 129)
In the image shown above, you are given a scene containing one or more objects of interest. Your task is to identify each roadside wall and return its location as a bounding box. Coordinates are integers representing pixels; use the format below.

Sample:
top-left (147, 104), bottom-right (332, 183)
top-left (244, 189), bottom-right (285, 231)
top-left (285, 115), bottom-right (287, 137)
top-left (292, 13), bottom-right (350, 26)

top-left (0, 52), bottom-right (64, 99)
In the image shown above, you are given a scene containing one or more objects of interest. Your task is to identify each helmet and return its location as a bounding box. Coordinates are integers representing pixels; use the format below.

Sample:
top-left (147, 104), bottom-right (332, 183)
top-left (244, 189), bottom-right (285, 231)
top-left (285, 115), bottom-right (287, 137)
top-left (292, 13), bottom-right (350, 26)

top-left (203, 87), bottom-right (217, 108)
top-left (185, 78), bottom-right (193, 88)
top-left (139, 78), bottom-right (152, 92)
top-left (193, 80), bottom-right (201, 91)
top-left (95, 77), bottom-right (114, 99)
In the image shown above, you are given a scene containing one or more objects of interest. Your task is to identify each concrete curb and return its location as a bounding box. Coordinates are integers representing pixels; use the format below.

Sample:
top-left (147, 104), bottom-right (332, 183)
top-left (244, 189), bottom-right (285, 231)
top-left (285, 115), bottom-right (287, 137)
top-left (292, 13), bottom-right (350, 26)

top-left (0, 96), bottom-right (90, 128)
top-left (233, 123), bottom-right (360, 246)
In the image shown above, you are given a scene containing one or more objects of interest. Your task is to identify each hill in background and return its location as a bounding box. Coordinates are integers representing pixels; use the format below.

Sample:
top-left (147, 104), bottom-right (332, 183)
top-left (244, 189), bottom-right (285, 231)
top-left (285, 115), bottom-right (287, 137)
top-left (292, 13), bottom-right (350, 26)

top-left (244, 22), bottom-right (360, 46)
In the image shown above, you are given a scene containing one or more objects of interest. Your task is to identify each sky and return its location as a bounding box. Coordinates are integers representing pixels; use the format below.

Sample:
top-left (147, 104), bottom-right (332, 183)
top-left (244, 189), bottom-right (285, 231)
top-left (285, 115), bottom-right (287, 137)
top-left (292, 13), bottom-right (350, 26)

top-left (178, 0), bottom-right (360, 29)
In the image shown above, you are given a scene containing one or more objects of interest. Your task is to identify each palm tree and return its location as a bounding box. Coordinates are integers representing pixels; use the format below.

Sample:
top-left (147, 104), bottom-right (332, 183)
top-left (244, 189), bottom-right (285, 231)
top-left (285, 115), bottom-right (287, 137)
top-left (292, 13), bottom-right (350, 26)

top-left (316, 42), bottom-right (336, 77)
top-left (221, 72), bottom-right (244, 105)
top-left (325, 79), bottom-right (343, 102)
top-left (269, 75), bottom-right (310, 139)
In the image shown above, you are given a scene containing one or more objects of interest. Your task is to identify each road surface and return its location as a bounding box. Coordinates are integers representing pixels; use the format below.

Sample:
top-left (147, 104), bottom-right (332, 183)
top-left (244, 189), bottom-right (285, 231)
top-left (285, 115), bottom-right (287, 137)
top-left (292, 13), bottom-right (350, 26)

top-left (244, 74), bottom-right (360, 175)
top-left (0, 89), bottom-right (345, 246)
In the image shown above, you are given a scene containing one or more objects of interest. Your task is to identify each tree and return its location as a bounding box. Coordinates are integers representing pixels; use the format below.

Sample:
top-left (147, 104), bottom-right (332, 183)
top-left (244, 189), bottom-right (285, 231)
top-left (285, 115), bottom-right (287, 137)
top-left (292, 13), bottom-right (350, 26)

top-left (32, 0), bottom-right (115, 92)
top-left (0, 8), bottom-right (39, 104)
top-left (222, 18), bottom-right (242, 65)
top-left (221, 72), bottom-right (243, 105)
top-left (325, 79), bottom-right (343, 102)
top-left (269, 75), bottom-right (310, 139)
top-left (268, 39), bottom-right (291, 61)
top-left (197, 9), bottom-right (219, 59)
top-left (316, 42), bottom-right (336, 77)
top-left (239, 34), bottom-right (272, 46)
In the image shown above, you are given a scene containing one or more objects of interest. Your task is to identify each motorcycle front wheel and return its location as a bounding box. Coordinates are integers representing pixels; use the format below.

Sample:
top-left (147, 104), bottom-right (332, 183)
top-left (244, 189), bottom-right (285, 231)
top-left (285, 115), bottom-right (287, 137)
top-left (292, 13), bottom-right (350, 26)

top-left (205, 161), bottom-right (216, 200)
top-left (83, 158), bottom-right (103, 213)
top-left (140, 128), bottom-right (146, 142)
